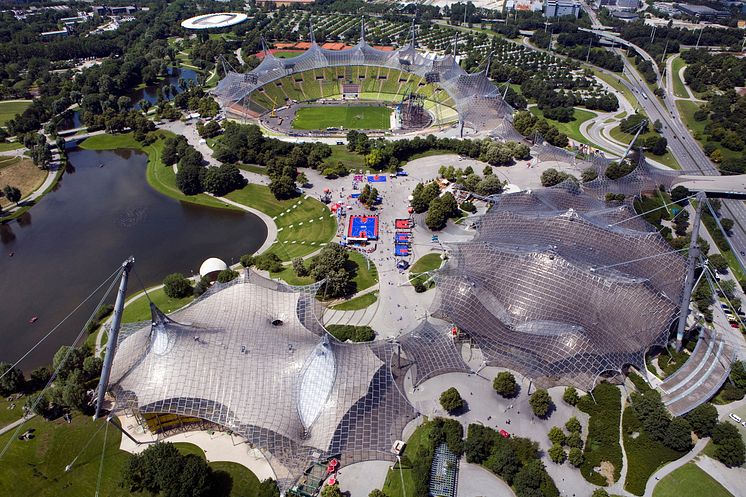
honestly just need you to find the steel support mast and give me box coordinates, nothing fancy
[676,192,705,349]
[94,257,134,419]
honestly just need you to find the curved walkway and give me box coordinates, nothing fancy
[116,413,275,481]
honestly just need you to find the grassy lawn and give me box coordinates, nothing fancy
[0,157,46,209]
[608,126,681,170]
[292,105,392,130]
[671,56,688,98]
[623,407,685,495]
[122,286,195,323]
[0,415,133,497]
[529,107,598,146]
[210,461,263,497]
[270,264,314,286]
[382,421,432,497]
[226,184,337,260]
[0,393,26,428]
[348,251,378,292]
[80,132,238,211]
[331,291,378,310]
[325,145,365,171]
[173,442,206,459]
[0,141,22,152]
[0,100,32,126]
[409,253,443,290]
[652,462,733,497]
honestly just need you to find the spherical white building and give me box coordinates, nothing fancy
[181,12,248,30]
[199,257,229,280]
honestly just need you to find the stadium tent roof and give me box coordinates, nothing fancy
[108,273,417,488]
[199,257,229,277]
[212,22,521,138]
[431,184,686,390]
[181,12,248,30]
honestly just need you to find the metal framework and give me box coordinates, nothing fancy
[108,272,417,488]
[431,184,687,390]
[211,20,515,135]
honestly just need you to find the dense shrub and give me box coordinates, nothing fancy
[578,383,623,486]
[439,387,465,414]
[216,269,239,283]
[162,273,193,299]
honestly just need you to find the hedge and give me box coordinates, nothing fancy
[577,383,623,486]
[622,406,684,495]
[326,324,376,342]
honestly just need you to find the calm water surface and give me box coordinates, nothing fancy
[0,147,267,370]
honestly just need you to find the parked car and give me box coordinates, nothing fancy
[499,429,510,438]
[730,413,742,423]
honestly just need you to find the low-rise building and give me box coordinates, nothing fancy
[674,3,730,19]
[544,0,581,17]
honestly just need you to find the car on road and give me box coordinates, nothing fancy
[499,429,510,438]
[730,413,743,423]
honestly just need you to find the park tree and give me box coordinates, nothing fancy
[566,431,583,449]
[268,175,297,200]
[475,175,504,196]
[292,257,309,277]
[175,162,205,195]
[163,273,193,299]
[484,444,520,484]
[708,253,729,274]
[296,172,309,187]
[369,490,387,497]
[52,345,87,381]
[83,356,103,381]
[712,422,746,467]
[321,484,343,497]
[439,387,465,414]
[670,185,690,204]
[203,164,247,196]
[529,389,553,417]
[563,386,580,406]
[548,426,566,446]
[425,192,459,231]
[3,185,21,205]
[255,253,283,273]
[581,168,598,183]
[493,371,518,398]
[664,417,692,452]
[540,168,574,187]
[121,442,213,497]
[216,269,239,283]
[548,444,566,464]
[565,416,582,435]
[410,182,440,213]
[62,371,87,411]
[592,489,610,497]
[0,362,24,395]
[568,447,584,467]
[240,254,255,268]
[29,366,51,390]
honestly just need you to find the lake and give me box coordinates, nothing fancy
[129,67,199,109]
[0,147,267,370]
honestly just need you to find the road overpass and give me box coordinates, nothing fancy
[673,175,746,196]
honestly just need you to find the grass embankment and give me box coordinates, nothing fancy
[331,291,378,310]
[325,145,366,170]
[79,131,237,211]
[292,105,392,131]
[409,253,443,289]
[0,394,26,428]
[608,126,681,170]
[382,421,432,497]
[173,443,263,497]
[226,184,337,260]
[529,107,598,147]
[0,157,46,209]
[592,70,640,110]
[578,383,623,486]
[652,462,733,497]
[0,415,132,497]
[671,56,688,99]
[676,100,741,164]
[622,407,685,495]
[122,286,195,323]
[271,250,378,294]
[0,99,32,126]
[0,141,23,152]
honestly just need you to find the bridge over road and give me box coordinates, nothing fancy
[673,174,746,196]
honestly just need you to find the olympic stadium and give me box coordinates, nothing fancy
[180,12,248,30]
[211,22,519,137]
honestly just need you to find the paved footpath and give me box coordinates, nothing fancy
[0,413,35,436]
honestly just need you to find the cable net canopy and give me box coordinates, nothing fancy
[432,187,686,390]
[108,273,416,486]
[212,36,514,132]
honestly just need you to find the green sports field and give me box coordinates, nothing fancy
[292,105,392,130]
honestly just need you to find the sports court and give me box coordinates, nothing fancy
[347,215,379,241]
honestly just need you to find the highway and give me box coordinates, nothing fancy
[579,1,746,268]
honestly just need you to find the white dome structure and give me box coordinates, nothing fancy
[199,257,229,279]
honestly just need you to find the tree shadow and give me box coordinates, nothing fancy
[210,470,233,497]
